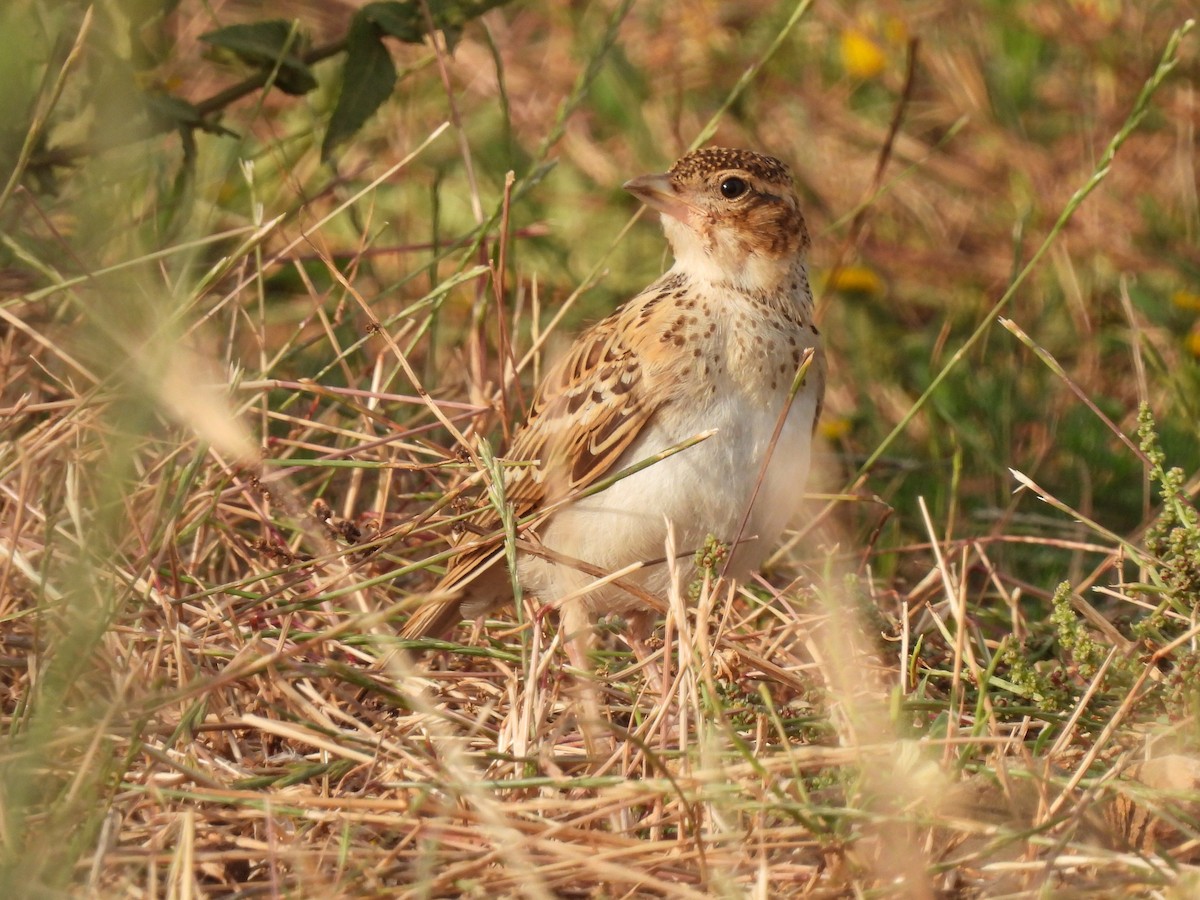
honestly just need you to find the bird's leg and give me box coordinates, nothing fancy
[623,609,665,692]
[560,603,611,759]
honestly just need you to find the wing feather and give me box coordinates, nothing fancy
[401,278,680,639]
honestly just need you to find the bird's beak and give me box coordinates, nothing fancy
[623,173,694,223]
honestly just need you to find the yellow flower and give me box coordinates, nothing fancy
[826,265,885,298]
[1186,328,1200,358]
[1171,291,1200,313]
[840,27,887,80]
[820,416,852,441]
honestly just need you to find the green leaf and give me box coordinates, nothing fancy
[200,20,303,61]
[362,0,517,45]
[143,93,200,128]
[320,0,515,159]
[433,0,518,30]
[199,20,317,96]
[144,93,238,138]
[321,17,397,161]
[361,2,424,42]
[271,63,319,96]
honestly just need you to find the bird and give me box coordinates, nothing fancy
[401,147,825,671]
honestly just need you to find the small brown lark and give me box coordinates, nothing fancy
[402,147,825,669]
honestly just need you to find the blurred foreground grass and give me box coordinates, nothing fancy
[2,0,1199,895]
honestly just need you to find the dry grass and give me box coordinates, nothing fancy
[3,0,1200,896]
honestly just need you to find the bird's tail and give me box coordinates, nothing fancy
[399,595,466,641]
[400,546,508,641]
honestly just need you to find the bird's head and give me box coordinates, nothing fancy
[624,147,809,295]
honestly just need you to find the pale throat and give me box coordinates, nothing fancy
[660,213,809,303]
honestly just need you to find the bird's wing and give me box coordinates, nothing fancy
[509,312,659,505]
[401,278,685,639]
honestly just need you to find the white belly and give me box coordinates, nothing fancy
[518,380,818,613]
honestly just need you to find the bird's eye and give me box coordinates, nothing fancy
[719,176,748,199]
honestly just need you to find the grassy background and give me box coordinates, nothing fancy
[2,0,1199,895]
